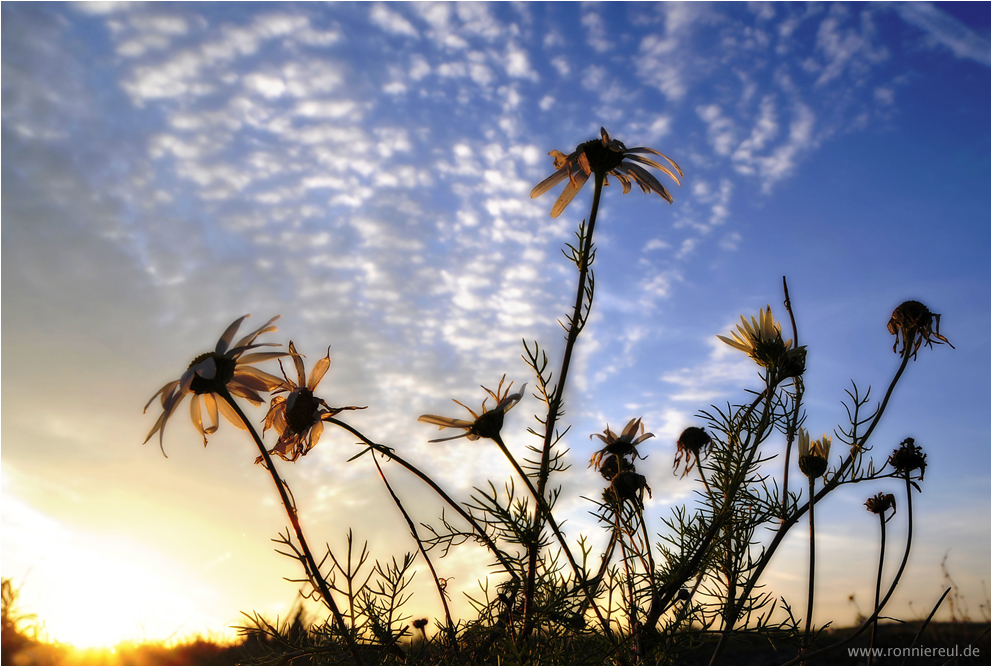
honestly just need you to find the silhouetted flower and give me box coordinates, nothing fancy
[598,453,635,481]
[887,300,953,359]
[797,429,831,478]
[603,470,653,509]
[888,437,927,480]
[718,306,805,375]
[143,315,287,453]
[531,127,682,217]
[257,341,366,464]
[674,426,712,478]
[589,418,654,472]
[418,376,526,442]
[865,492,896,516]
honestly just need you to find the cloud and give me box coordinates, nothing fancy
[370,3,419,38]
[892,2,991,67]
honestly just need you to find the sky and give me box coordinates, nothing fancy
[2,0,989,649]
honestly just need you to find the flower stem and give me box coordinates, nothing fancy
[803,475,817,652]
[219,389,362,663]
[783,471,916,665]
[326,416,521,583]
[524,171,606,637]
[493,432,614,643]
[371,454,457,649]
[868,508,886,666]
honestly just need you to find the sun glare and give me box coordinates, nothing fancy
[3,487,233,650]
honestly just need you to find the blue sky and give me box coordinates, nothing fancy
[2,1,989,647]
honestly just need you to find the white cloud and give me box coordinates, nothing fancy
[696,104,736,156]
[581,9,612,53]
[370,3,419,38]
[892,2,991,67]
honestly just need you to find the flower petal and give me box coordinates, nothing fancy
[308,348,331,391]
[418,414,474,430]
[550,169,590,218]
[530,168,568,199]
[216,315,250,355]
[217,396,248,430]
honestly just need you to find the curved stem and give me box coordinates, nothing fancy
[723,348,916,638]
[326,417,521,583]
[493,433,614,642]
[524,171,605,638]
[868,510,886,666]
[218,389,362,663]
[803,476,817,648]
[784,472,916,665]
[371,455,457,648]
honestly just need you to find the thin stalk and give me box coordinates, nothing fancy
[803,475,817,652]
[493,432,614,642]
[721,346,915,644]
[219,389,362,664]
[781,276,801,511]
[867,508,887,666]
[326,417,521,583]
[371,455,457,649]
[784,471,917,665]
[523,172,605,639]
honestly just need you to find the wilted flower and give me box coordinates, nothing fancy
[143,315,287,453]
[674,426,712,478]
[530,127,682,218]
[797,429,831,478]
[589,418,654,472]
[887,300,953,359]
[418,376,527,442]
[865,492,896,516]
[603,470,653,509]
[597,453,635,481]
[257,341,366,464]
[888,437,927,480]
[718,306,805,376]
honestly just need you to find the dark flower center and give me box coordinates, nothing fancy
[470,409,505,440]
[286,388,321,434]
[187,352,237,394]
[579,138,625,175]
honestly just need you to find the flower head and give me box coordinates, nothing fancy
[887,300,953,359]
[797,429,831,478]
[530,127,682,218]
[418,376,526,443]
[143,315,288,454]
[865,492,896,517]
[589,418,654,473]
[603,470,653,509]
[718,306,805,376]
[674,426,712,478]
[257,341,366,464]
[888,437,927,480]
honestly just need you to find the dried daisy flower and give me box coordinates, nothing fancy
[418,376,527,443]
[143,315,288,453]
[603,470,653,509]
[589,418,654,473]
[718,305,805,375]
[797,429,831,479]
[865,492,896,516]
[674,426,712,478]
[888,437,927,480]
[257,341,366,464]
[530,127,682,217]
[887,300,953,359]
